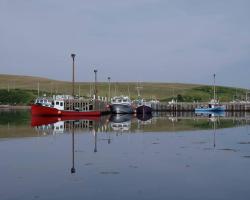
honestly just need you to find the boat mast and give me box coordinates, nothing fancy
[94,69,98,99]
[71,53,76,97]
[213,73,216,100]
[136,82,143,97]
[108,77,111,101]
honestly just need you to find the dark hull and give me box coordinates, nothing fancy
[136,105,152,114]
[136,113,152,121]
[110,104,134,114]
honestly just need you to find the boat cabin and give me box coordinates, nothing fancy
[35,97,53,107]
[53,100,64,110]
[111,96,131,105]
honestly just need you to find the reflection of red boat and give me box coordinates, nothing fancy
[31,115,100,126]
[31,104,101,117]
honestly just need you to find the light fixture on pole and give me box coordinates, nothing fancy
[71,53,76,97]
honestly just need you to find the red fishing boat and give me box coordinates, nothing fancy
[31,97,102,117]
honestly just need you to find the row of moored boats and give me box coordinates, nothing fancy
[31,95,155,116]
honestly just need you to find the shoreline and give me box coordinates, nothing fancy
[0,105,31,110]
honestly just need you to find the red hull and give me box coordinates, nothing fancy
[31,104,101,117]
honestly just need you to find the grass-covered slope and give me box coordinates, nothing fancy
[0,74,248,105]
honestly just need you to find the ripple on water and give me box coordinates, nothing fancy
[238,141,250,145]
[218,148,238,152]
[242,155,250,159]
[99,171,120,175]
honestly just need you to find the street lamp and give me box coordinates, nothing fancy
[71,54,76,97]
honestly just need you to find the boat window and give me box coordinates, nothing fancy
[44,100,48,103]
[60,102,63,107]
[118,99,121,103]
[56,101,59,105]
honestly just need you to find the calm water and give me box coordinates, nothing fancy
[1,110,250,200]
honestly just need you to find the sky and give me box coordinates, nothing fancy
[0,0,250,88]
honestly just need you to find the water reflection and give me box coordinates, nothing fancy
[109,114,133,133]
[1,110,250,200]
[29,112,250,137]
[195,110,225,117]
[1,110,250,138]
[71,121,76,174]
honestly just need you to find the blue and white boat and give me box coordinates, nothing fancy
[195,74,225,113]
[195,99,225,112]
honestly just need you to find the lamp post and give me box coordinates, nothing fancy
[94,69,98,99]
[108,77,111,102]
[71,54,76,97]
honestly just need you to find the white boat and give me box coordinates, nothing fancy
[110,96,135,114]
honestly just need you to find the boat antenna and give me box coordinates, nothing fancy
[71,53,76,97]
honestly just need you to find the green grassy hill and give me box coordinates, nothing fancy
[0,74,248,105]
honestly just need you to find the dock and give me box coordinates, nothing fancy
[151,102,250,112]
[63,98,109,114]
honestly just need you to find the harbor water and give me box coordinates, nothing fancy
[1,110,250,200]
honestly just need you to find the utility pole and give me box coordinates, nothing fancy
[71,53,76,97]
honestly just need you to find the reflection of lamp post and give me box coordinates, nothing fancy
[71,121,76,174]
[108,77,111,102]
[71,54,76,97]
[93,129,97,153]
[94,69,98,99]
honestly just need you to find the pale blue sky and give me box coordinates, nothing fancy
[0,0,249,87]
